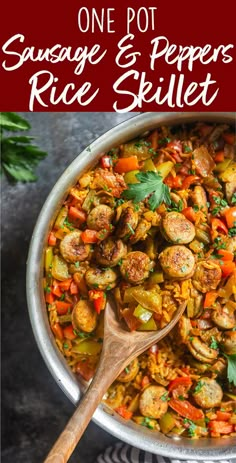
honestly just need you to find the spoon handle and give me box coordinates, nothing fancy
[43,349,124,463]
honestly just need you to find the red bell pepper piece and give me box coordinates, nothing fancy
[220,260,236,277]
[55,300,72,315]
[169,398,204,420]
[68,206,87,224]
[63,324,77,340]
[224,207,236,229]
[214,151,225,163]
[70,280,79,295]
[48,231,57,246]
[114,156,139,174]
[100,155,112,169]
[75,360,95,381]
[115,405,133,420]
[182,207,197,223]
[208,420,233,434]
[58,278,72,291]
[81,229,99,243]
[181,175,200,190]
[168,376,192,392]
[51,323,64,340]
[216,411,231,421]
[164,174,183,189]
[88,290,106,314]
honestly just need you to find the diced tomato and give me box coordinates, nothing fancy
[169,399,204,420]
[45,291,55,304]
[100,155,112,169]
[168,376,192,393]
[48,231,57,246]
[70,280,79,295]
[75,360,95,381]
[141,375,150,388]
[222,132,235,145]
[211,217,228,240]
[115,405,133,420]
[58,278,72,291]
[224,207,236,229]
[55,300,72,315]
[164,174,183,189]
[214,151,225,163]
[88,290,106,314]
[63,324,77,340]
[216,411,231,421]
[203,291,218,308]
[220,260,236,278]
[81,229,99,243]
[182,207,197,223]
[114,156,139,174]
[68,206,87,224]
[216,249,234,261]
[181,175,200,190]
[52,280,63,298]
[208,420,233,434]
[51,323,64,340]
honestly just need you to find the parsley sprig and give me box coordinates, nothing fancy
[1,112,47,182]
[225,354,236,386]
[122,171,171,211]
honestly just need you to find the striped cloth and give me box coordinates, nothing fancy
[96,442,235,463]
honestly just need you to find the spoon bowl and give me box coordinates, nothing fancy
[44,299,186,463]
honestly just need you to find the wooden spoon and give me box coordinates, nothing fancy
[44,299,186,463]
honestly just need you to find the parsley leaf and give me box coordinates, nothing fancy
[225,354,236,386]
[122,171,171,211]
[1,112,47,182]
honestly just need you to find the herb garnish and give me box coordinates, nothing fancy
[210,336,219,350]
[1,112,47,182]
[122,171,171,211]
[194,380,204,394]
[224,354,236,386]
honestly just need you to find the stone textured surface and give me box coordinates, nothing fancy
[1,112,138,463]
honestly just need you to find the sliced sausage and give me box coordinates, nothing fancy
[161,212,195,244]
[193,377,223,409]
[117,359,140,383]
[187,336,218,364]
[139,385,168,419]
[87,205,114,231]
[85,266,119,290]
[129,219,152,244]
[211,307,236,330]
[60,231,91,263]
[94,237,127,267]
[159,245,195,279]
[72,299,97,333]
[192,260,222,293]
[116,207,139,240]
[120,251,151,284]
[221,331,236,355]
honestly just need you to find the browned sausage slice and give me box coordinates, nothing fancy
[193,377,223,409]
[94,237,127,267]
[161,212,195,244]
[139,385,168,418]
[192,260,222,293]
[159,245,195,279]
[60,231,91,263]
[120,251,151,284]
[87,205,114,231]
[72,299,97,333]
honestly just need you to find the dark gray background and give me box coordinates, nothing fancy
[1,112,138,463]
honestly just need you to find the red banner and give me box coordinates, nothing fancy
[1,0,235,111]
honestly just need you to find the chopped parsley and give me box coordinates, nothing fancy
[231,193,236,205]
[74,261,80,268]
[213,237,226,250]
[211,196,228,216]
[183,418,197,437]
[63,217,74,231]
[45,285,51,293]
[228,227,236,237]
[160,392,169,401]
[210,336,219,350]
[125,366,130,374]
[184,146,192,153]
[194,380,204,394]
[127,223,135,235]
[141,417,155,429]
[167,199,183,212]
[122,171,171,211]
